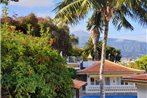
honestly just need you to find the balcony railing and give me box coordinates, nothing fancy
[86,85,137,93]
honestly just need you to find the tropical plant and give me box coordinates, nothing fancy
[87,10,103,60]
[83,38,121,62]
[127,55,147,72]
[54,0,147,97]
[1,14,73,56]
[0,0,18,5]
[68,67,77,79]
[1,24,73,98]
[70,34,79,48]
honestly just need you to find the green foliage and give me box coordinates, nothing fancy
[127,62,139,69]
[68,68,77,79]
[70,34,79,48]
[68,48,83,56]
[136,55,147,72]
[55,0,147,27]
[1,0,19,5]
[1,14,72,56]
[1,25,73,98]
[83,38,121,61]
[127,55,147,72]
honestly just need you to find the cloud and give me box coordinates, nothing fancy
[10,0,54,7]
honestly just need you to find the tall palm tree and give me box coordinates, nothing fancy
[87,10,103,60]
[54,0,147,98]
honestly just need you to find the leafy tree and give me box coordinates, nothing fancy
[136,55,147,72]
[54,0,147,97]
[70,34,79,48]
[0,0,18,5]
[68,68,77,79]
[128,55,147,72]
[68,48,83,57]
[1,14,73,56]
[87,10,103,60]
[1,24,73,98]
[83,38,121,62]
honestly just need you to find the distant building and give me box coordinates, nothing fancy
[73,80,87,98]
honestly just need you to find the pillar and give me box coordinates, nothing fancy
[76,89,79,98]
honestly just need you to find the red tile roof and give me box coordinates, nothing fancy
[73,80,87,89]
[79,60,144,75]
[123,74,147,81]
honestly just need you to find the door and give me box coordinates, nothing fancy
[110,78,117,85]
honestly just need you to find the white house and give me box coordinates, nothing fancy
[78,60,144,93]
[123,74,147,98]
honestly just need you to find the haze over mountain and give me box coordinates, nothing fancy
[71,31,147,58]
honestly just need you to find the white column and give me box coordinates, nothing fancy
[103,77,105,85]
[137,84,147,98]
[87,75,91,85]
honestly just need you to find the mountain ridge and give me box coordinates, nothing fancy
[71,31,147,58]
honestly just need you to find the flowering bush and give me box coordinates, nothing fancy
[1,25,73,98]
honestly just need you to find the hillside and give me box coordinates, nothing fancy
[71,31,147,58]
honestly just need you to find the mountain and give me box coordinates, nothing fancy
[71,31,147,58]
[107,39,147,58]
[71,31,90,47]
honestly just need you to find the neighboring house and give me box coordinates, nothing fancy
[123,74,147,98]
[78,60,144,93]
[73,80,87,98]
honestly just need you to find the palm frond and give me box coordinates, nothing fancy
[125,0,147,26]
[87,10,104,32]
[112,8,134,30]
[53,0,74,12]
[55,0,91,24]
[115,0,127,9]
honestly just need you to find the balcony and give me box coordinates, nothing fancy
[85,85,137,93]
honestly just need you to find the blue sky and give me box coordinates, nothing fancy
[1,0,147,42]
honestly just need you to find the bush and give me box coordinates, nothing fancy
[1,25,73,98]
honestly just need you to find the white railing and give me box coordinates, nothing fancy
[86,85,137,93]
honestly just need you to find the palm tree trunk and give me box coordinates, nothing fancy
[99,20,109,98]
[91,28,100,61]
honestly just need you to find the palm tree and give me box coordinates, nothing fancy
[87,10,103,60]
[54,0,147,98]
[70,34,79,48]
[83,38,121,62]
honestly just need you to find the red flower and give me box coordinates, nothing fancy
[24,41,28,45]
[26,35,31,38]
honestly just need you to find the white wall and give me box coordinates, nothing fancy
[137,84,147,98]
[110,78,118,85]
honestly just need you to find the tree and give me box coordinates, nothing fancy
[54,0,147,98]
[1,14,73,56]
[70,34,79,48]
[128,55,147,72]
[136,55,147,72]
[0,0,19,5]
[1,24,73,98]
[87,10,103,60]
[83,38,121,62]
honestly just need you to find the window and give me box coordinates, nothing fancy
[95,79,100,85]
[121,80,124,85]
[90,78,94,85]
[105,77,110,85]
[125,82,128,85]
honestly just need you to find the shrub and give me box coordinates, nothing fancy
[1,25,73,98]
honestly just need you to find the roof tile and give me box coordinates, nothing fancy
[79,60,144,75]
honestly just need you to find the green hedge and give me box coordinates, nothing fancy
[1,25,73,98]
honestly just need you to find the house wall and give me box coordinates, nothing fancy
[137,84,147,98]
[88,76,122,85]
[87,76,135,85]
